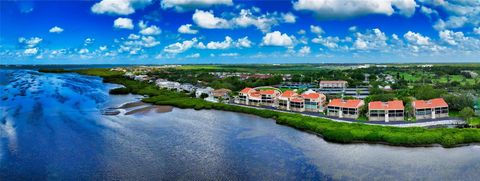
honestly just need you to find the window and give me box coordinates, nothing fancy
[441,107,448,114]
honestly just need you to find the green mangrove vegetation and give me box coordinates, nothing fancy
[39,68,480,148]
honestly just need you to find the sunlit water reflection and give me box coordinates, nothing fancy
[1,69,479,180]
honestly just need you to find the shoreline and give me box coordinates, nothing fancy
[39,68,480,148]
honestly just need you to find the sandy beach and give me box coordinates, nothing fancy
[125,105,173,115]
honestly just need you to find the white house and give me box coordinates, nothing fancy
[195,87,214,98]
[179,83,195,92]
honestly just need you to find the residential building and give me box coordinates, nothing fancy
[319,80,348,89]
[278,82,315,89]
[237,88,280,107]
[212,88,232,102]
[259,89,281,107]
[368,100,404,122]
[277,90,326,112]
[238,87,256,105]
[314,86,369,99]
[155,79,181,90]
[125,72,135,79]
[178,83,195,93]
[134,75,149,81]
[278,90,298,111]
[327,99,364,119]
[195,87,214,98]
[412,98,449,120]
[302,91,326,112]
[289,97,305,112]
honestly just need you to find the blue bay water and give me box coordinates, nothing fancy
[0,69,480,180]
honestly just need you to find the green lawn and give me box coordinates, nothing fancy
[468,117,480,126]
[395,71,478,86]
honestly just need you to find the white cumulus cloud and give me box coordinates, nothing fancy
[178,24,198,34]
[24,48,38,55]
[192,10,231,29]
[282,12,297,23]
[114,18,134,29]
[49,26,64,33]
[310,25,324,35]
[91,0,152,15]
[164,38,198,54]
[219,53,239,57]
[161,0,233,12]
[139,25,161,35]
[18,37,42,48]
[192,8,295,33]
[262,31,295,47]
[353,28,388,50]
[293,0,417,19]
[298,46,311,55]
[186,53,200,58]
[474,27,480,35]
[404,31,430,45]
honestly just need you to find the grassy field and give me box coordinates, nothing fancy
[390,71,479,86]
[39,68,480,148]
[469,117,480,127]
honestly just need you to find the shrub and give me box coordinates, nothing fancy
[109,87,130,94]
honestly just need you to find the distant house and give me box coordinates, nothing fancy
[125,72,135,79]
[134,75,149,81]
[195,87,214,98]
[179,83,195,93]
[212,88,232,102]
[155,79,181,90]
[368,100,404,122]
[379,85,392,91]
[327,99,364,119]
[412,98,449,120]
[319,80,348,89]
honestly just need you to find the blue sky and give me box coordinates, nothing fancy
[1,0,479,64]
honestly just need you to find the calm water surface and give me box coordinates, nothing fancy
[1,69,480,180]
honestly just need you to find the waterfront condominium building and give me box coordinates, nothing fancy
[277,90,326,112]
[259,89,281,107]
[319,80,348,89]
[412,98,449,120]
[368,100,405,122]
[301,91,327,112]
[327,99,365,119]
[278,90,298,111]
[238,87,255,105]
[238,88,280,107]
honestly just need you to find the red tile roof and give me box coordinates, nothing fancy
[259,89,277,95]
[302,92,324,99]
[290,97,304,102]
[369,100,404,110]
[281,90,297,98]
[213,89,232,97]
[249,92,261,98]
[240,87,253,94]
[328,99,364,108]
[413,98,448,109]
